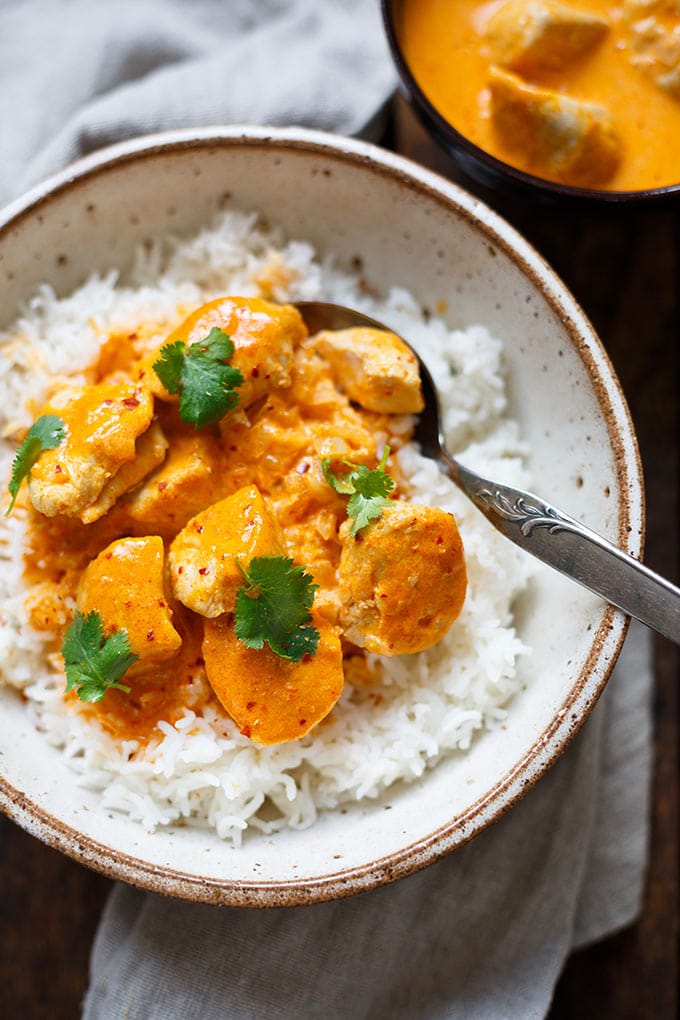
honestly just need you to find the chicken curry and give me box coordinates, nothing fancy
[398,0,680,190]
[11,297,467,746]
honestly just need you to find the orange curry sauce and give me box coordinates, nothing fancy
[20,301,415,746]
[398,0,680,190]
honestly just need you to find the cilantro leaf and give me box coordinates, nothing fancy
[234,556,320,662]
[321,458,355,495]
[152,327,244,429]
[322,446,394,536]
[152,339,185,394]
[62,610,138,703]
[6,414,66,516]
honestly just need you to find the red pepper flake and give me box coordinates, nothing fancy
[246,701,256,711]
[436,536,443,545]
[146,629,155,642]
[103,399,114,407]
[193,523,204,534]
[240,724,252,738]
[302,653,312,664]
[105,552,113,559]
[299,719,307,727]
[198,567,209,576]
[296,461,309,475]
[124,600,132,608]
[177,566,184,574]
[157,599,165,608]
[122,395,140,409]
[250,367,260,378]
[54,464,62,473]
[157,481,168,492]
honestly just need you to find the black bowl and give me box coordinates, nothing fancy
[382,0,680,209]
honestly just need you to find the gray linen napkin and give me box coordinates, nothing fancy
[0,2,653,1017]
[82,625,652,1020]
[0,0,395,204]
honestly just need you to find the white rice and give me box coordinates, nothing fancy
[0,210,533,844]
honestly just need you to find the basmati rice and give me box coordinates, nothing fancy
[0,211,533,845]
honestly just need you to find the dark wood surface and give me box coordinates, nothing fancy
[1,102,678,1018]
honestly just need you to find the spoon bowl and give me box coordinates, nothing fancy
[297,301,680,644]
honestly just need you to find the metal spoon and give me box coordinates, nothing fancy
[297,301,680,645]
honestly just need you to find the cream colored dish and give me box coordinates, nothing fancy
[0,127,642,906]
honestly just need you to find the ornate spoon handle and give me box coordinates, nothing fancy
[444,456,680,644]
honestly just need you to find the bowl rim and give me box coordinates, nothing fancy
[0,125,643,906]
[381,0,680,204]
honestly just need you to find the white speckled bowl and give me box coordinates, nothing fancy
[0,127,642,906]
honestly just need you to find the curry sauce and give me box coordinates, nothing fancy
[18,297,468,746]
[399,0,680,190]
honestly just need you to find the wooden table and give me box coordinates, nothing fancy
[1,102,678,1017]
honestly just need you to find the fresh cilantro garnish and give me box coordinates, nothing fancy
[322,446,394,537]
[5,414,66,516]
[62,610,138,703]
[234,556,320,662]
[152,327,244,429]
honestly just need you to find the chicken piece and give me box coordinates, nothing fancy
[28,383,154,519]
[77,536,182,671]
[307,327,424,414]
[622,0,680,98]
[338,502,467,655]
[168,485,283,618]
[488,66,622,187]
[80,421,168,525]
[122,431,222,533]
[484,0,609,76]
[202,613,344,744]
[135,296,306,410]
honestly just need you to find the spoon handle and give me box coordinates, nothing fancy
[443,455,680,644]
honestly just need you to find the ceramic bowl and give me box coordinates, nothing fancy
[0,127,642,905]
[382,0,680,208]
